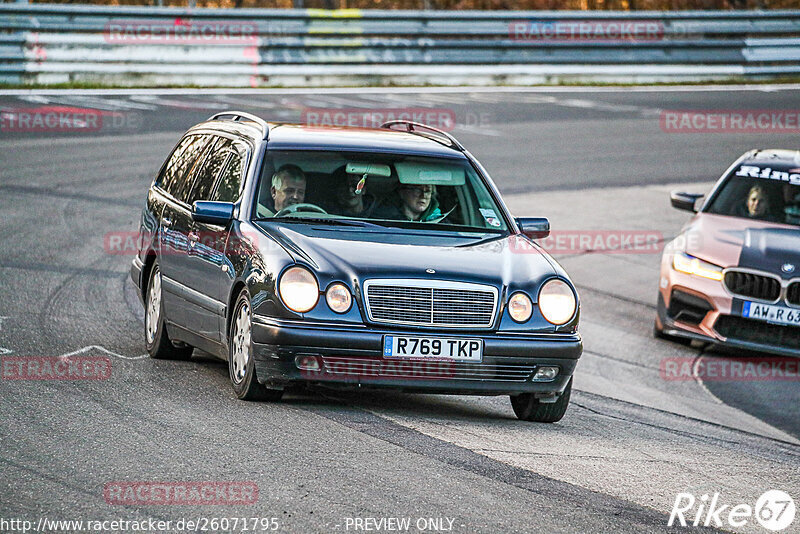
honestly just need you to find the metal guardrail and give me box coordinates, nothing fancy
[0,4,799,86]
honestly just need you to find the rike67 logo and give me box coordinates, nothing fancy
[669,490,795,531]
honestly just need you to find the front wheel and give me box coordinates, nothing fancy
[229,290,283,402]
[145,262,193,360]
[510,378,572,423]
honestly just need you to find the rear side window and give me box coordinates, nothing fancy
[187,137,233,205]
[157,134,212,203]
[211,141,247,203]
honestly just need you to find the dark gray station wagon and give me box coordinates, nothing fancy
[131,112,582,422]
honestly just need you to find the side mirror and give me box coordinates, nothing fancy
[670,192,704,213]
[516,217,550,239]
[192,201,234,226]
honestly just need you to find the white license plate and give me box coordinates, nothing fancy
[383,336,483,362]
[742,301,800,326]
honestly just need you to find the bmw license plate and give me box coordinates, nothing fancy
[742,301,800,327]
[383,336,483,362]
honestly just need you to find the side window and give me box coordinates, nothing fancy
[211,142,247,203]
[157,135,211,202]
[172,134,216,205]
[187,137,233,205]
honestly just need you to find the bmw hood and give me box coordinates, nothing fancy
[682,213,800,279]
[256,222,563,295]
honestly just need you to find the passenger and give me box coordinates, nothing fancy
[328,166,376,217]
[783,184,800,225]
[271,164,306,212]
[373,183,442,222]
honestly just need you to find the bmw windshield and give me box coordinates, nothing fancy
[706,164,800,227]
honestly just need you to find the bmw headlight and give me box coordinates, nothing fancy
[325,283,352,313]
[508,292,533,323]
[538,279,577,325]
[672,252,723,281]
[278,266,319,313]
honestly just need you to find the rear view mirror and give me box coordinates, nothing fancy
[346,162,391,177]
[670,192,704,213]
[516,217,550,239]
[192,201,234,226]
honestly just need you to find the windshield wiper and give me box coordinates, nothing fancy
[267,217,385,229]
[366,219,505,234]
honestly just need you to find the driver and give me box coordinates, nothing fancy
[271,164,306,212]
[734,185,775,221]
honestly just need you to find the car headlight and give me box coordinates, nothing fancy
[325,283,352,313]
[278,266,319,313]
[508,292,533,323]
[672,252,723,281]
[538,279,577,325]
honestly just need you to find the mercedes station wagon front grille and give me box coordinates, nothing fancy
[319,356,535,382]
[364,280,498,328]
[723,270,781,302]
[787,282,800,306]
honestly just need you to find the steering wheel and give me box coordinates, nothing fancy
[274,203,328,217]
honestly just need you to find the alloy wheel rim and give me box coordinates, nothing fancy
[231,301,251,384]
[145,270,161,345]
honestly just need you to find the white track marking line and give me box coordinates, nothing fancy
[16,95,50,104]
[126,95,221,110]
[54,95,157,111]
[0,316,11,355]
[692,352,724,405]
[451,124,502,136]
[58,345,148,361]
[209,95,278,109]
[516,93,661,116]
[3,84,800,97]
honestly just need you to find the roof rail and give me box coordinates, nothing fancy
[380,120,464,152]
[208,111,270,140]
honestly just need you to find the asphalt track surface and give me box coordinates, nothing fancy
[0,86,799,534]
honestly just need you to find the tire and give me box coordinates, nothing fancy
[145,262,193,360]
[228,290,283,402]
[510,378,572,423]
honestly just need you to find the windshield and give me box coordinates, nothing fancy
[705,164,800,227]
[252,150,508,232]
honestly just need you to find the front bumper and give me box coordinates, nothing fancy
[251,316,582,395]
[657,292,800,358]
[130,256,144,303]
